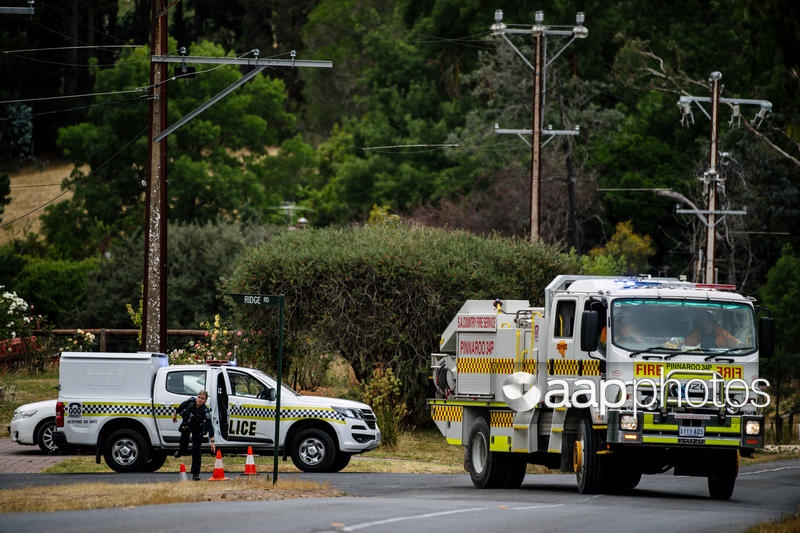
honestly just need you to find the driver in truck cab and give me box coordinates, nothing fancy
[685,311,741,349]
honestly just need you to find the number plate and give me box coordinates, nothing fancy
[679,426,705,437]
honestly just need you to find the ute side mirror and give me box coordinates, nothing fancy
[259,387,277,401]
[580,310,599,352]
[758,316,775,358]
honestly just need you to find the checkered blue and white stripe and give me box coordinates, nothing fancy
[229,404,347,423]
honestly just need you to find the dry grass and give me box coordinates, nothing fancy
[0,477,341,513]
[1,160,76,244]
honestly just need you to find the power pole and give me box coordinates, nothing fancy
[676,71,771,284]
[490,10,587,242]
[142,0,168,353]
[140,12,332,353]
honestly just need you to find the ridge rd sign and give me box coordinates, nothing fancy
[228,293,283,307]
[227,292,285,484]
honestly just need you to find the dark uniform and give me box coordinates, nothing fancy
[175,396,215,480]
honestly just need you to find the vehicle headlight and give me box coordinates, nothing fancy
[12,409,38,421]
[745,419,761,435]
[332,406,363,419]
[620,414,638,431]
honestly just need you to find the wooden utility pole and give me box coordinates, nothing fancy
[676,72,770,283]
[140,9,331,352]
[530,24,544,242]
[705,72,721,284]
[490,10,587,242]
[141,0,168,352]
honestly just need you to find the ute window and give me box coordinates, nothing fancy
[554,300,577,338]
[165,371,207,396]
[228,371,269,399]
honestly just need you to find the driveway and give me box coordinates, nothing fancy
[0,437,68,473]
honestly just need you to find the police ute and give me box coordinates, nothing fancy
[53,352,381,473]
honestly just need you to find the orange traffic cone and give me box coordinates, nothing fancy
[241,446,258,476]
[209,449,230,481]
[179,463,188,482]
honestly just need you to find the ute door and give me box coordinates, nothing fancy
[222,368,276,449]
[157,369,209,444]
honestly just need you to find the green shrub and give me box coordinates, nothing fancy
[357,367,407,449]
[224,223,580,424]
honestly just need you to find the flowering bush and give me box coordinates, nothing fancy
[169,315,257,365]
[59,329,97,352]
[0,286,34,342]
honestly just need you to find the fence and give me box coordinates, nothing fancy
[42,329,207,352]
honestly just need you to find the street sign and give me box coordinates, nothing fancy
[227,292,285,484]
[228,293,283,307]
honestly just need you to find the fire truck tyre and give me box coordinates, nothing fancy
[329,452,352,473]
[141,450,168,472]
[612,467,642,493]
[291,428,336,472]
[707,450,738,500]
[36,418,59,454]
[502,454,528,489]
[574,417,605,494]
[104,429,150,473]
[466,418,508,488]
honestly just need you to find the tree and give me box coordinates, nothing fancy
[586,220,655,275]
[758,245,800,442]
[43,39,303,259]
[69,221,269,332]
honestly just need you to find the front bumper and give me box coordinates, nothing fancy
[606,411,764,448]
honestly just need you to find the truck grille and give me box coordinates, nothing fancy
[361,409,377,429]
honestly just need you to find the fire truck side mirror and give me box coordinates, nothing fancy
[758,316,775,358]
[580,310,599,352]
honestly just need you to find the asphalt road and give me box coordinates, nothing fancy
[2,457,799,533]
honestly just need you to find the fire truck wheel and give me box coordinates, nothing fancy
[104,429,150,473]
[291,428,336,472]
[708,450,738,500]
[502,454,528,489]
[466,418,508,488]
[574,417,606,494]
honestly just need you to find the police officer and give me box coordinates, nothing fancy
[173,390,216,480]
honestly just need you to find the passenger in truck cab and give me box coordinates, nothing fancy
[685,311,741,349]
[613,307,645,345]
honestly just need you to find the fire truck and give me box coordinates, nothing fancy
[429,275,774,499]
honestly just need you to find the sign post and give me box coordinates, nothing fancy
[228,293,285,484]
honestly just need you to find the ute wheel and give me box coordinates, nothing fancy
[141,451,168,472]
[291,428,336,472]
[574,417,606,494]
[104,429,149,473]
[36,418,60,454]
[329,452,352,473]
[465,418,509,488]
[708,450,739,500]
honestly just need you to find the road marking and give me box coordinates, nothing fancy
[338,507,486,531]
[330,503,565,531]
[740,465,800,476]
